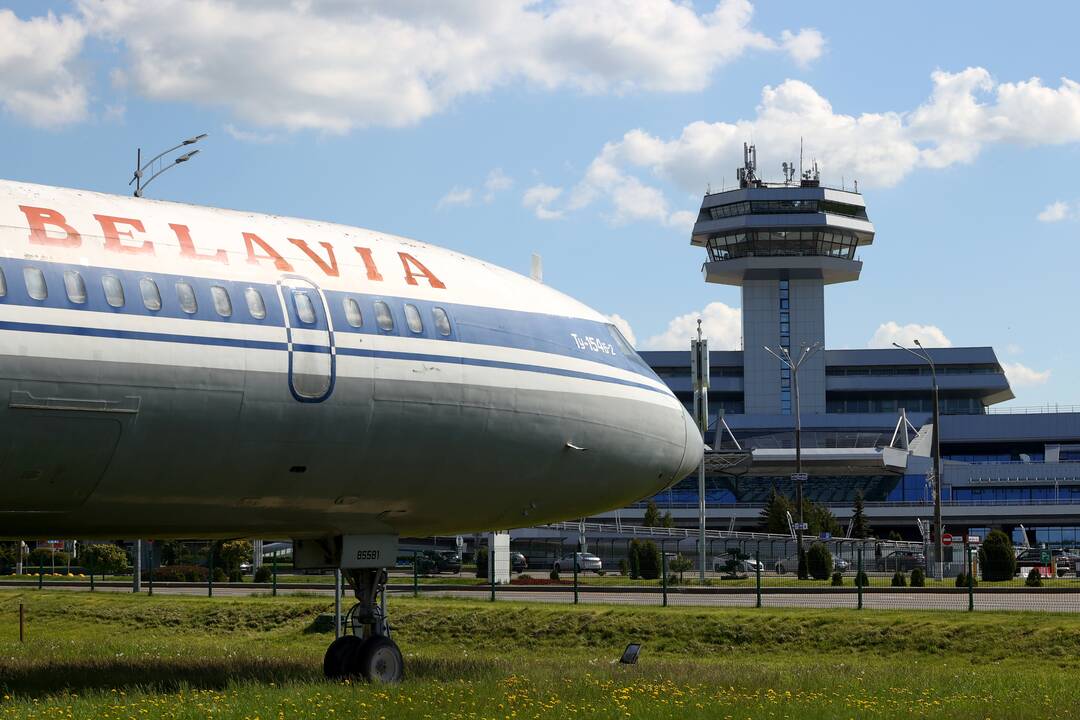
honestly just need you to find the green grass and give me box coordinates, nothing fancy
[0,590,1078,718]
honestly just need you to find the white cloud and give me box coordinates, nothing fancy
[74,0,821,133]
[606,314,637,347]
[1005,343,1023,356]
[868,322,953,349]
[0,10,88,127]
[642,302,742,350]
[437,187,474,209]
[522,183,565,220]
[483,168,513,202]
[1037,200,1071,222]
[224,123,277,144]
[548,68,1080,225]
[1002,361,1051,387]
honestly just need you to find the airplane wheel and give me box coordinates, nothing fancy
[323,635,364,680]
[357,636,404,683]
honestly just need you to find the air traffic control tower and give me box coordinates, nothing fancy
[691,145,875,416]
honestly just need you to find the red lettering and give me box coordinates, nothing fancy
[170,223,228,264]
[94,214,153,255]
[289,238,339,277]
[398,252,446,289]
[243,232,294,272]
[19,205,81,248]
[354,247,384,282]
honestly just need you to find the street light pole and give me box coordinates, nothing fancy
[763,342,821,580]
[893,340,943,580]
[130,133,208,198]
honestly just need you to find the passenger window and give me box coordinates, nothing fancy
[0,267,6,297]
[374,301,394,332]
[343,297,363,328]
[404,303,423,334]
[63,270,86,304]
[102,275,125,308]
[176,281,197,314]
[140,278,162,311]
[293,291,316,324]
[432,307,451,336]
[245,287,266,320]
[24,267,47,300]
[211,286,232,317]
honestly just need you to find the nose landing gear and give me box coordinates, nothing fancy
[322,567,404,683]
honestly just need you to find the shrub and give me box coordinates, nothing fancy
[955,571,978,588]
[1026,568,1043,587]
[215,540,252,582]
[145,564,208,582]
[27,548,70,569]
[637,541,661,580]
[831,571,843,586]
[549,567,559,581]
[669,554,693,581]
[628,541,641,580]
[81,543,129,576]
[855,570,868,588]
[618,559,628,576]
[978,530,1016,581]
[254,566,273,583]
[212,567,227,583]
[891,571,907,587]
[806,543,833,581]
[910,567,926,587]
[666,573,679,586]
[475,547,488,579]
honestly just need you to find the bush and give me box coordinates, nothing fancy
[618,559,628,576]
[855,570,868,588]
[145,564,208,582]
[910,567,926,587]
[806,543,833,581]
[475,547,488,579]
[955,571,978,588]
[628,541,641,580]
[978,530,1016,581]
[215,540,253,582]
[254,566,273,583]
[1026,568,1043,587]
[831,571,843,586]
[666,573,679,586]
[81,543,129,576]
[669,554,693,581]
[549,567,559,581]
[27,548,70,569]
[891,571,907,587]
[637,541,661,580]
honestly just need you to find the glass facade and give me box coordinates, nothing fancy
[706,229,859,262]
[702,199,868,222]
[779,280,791,415]
[826,394,985,415]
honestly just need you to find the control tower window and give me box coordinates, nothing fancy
[63,270,86,304]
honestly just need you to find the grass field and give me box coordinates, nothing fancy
[0,590,1078,718]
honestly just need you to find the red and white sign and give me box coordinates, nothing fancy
[941,533,953,546]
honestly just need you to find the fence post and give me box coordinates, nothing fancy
[37,560,43,590]
[208,554,214,598]
[18,603,24,643]
[271,555,277,597]
[755,555,762,608]
[857,547,863,610]
[148,558,153,596]
[967,542,975,612]
[573,544,580,605]
[413,550,419,598]
[661,550,668,607]
[90,570,95,592]
[489,546,495,603]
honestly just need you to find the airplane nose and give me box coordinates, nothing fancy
[675,407,704,482]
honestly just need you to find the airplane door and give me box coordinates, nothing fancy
[276,276,336,403]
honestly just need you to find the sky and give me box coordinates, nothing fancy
[0,0,1077,407]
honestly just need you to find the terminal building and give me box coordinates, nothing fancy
[606,146,1080,549]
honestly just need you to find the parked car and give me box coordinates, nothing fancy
[774,553,848,575]
[553,552,602,573]
[875,550,925,573]
[713,556,764,574]
[511,552,528,573]
[1015,548,1072,577]
[415,550,462,575]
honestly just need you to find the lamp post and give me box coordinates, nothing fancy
[893,340,943,580]
[763,341,821,580]
[130,133,208,198]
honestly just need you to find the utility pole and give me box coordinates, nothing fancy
[764,342,821,580]
[130,133,208,198]
[893,340,943,580]
[691,320,710,582]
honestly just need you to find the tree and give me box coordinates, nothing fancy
[0,542,16,571]
[637,540,661,580]
[851,490,872,539]
[978,530,1016,581]
[669,554,693,582]
[661,511,675,529]
[806,542,833,580]
[81,543,129,577]
[159,540,191,566]
[805,501,841,537]
[759,488,792,534]
[888,531,903,542]
[628,541,641,580]
[642,500,662,528]
[475,547,488,579]
[215,540,253,582]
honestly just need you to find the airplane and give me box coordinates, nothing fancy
[0,179,702,682]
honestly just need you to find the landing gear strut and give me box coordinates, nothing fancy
[323,568,404,683]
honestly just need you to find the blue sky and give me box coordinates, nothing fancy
[1,1,1077,406]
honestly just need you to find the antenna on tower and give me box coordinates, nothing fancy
[799,137,804,181]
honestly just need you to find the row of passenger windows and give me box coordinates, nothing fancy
[0,266,452,336]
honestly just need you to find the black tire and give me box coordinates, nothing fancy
[356,636,404,683]
[323,635,364,680]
